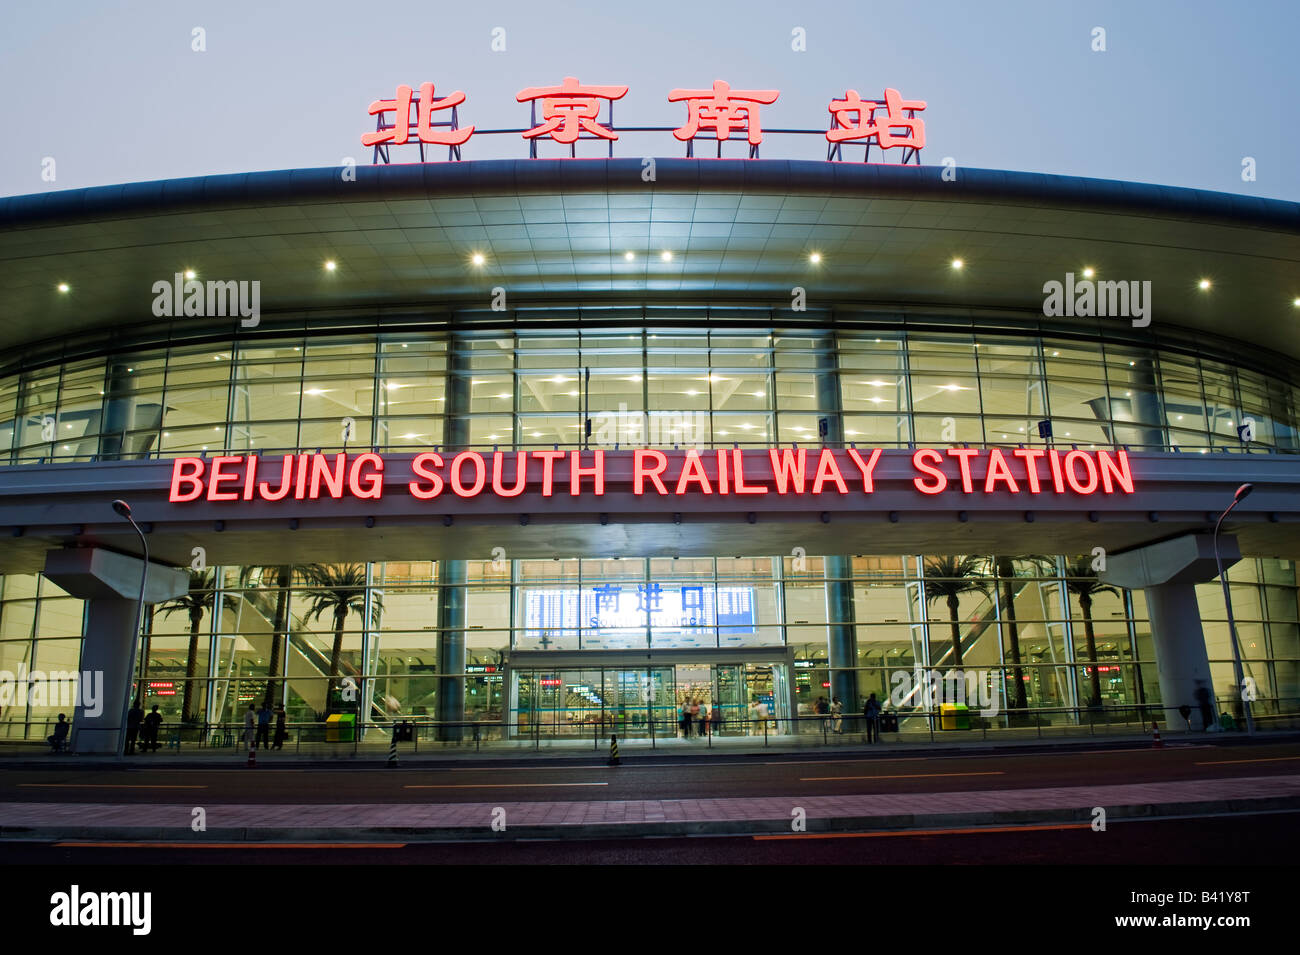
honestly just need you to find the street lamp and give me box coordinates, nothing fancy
[1213,483,1256,735]
[111,499,149,757]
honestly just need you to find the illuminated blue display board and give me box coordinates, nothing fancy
[523,585,757,649]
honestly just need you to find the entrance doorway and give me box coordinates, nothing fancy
[510,661,790,739]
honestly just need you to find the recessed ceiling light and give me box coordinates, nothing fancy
[1198,278,1211,290]
[951,258,964,270]
[1082,267,1095,279]
[624,251,635,261]
[56,283,69,293]
[324,260,337,272]
[471,253,485,266]
[1293,297,1300,308]
[184,269,196,280]
[809,252,822,264]
[661,251,673,262]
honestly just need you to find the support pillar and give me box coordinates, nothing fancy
[1100,533,1240,732]
[436,560,467,741]
[42,547,188,754]
[814,339,858,712]
[435,334,472,740]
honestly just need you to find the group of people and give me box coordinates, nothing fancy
[123,702,164,754]
[678,699,722,737]
[244,702,289,749]
[811,696,846,733]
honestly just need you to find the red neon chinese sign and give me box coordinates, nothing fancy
[168,448,1135,504]
[516,77,628,145]
[362,80,927,164]
[362,84,474,150]
[669,80,780,150]
[827,88,926,152]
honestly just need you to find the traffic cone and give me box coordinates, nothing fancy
[388,728,399,768]
[608,734,620,766]
[246,740,256,767]
[1151,720,1163,749]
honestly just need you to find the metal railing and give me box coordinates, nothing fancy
[4,697,1295,753]
[6,439,1294,467]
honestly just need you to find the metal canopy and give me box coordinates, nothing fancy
[1,160,1298,367]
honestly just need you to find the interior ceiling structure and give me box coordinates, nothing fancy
[2,159,1298,364]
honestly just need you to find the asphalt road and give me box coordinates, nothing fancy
[2,812,1294,864]
[1,740,1297,805]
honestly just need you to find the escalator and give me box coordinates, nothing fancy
[226,588,390,723]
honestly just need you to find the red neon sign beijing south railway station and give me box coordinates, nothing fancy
[168,448,1135,504]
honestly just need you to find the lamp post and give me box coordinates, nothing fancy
[111,499,149,757]
[1213,483,1256,736]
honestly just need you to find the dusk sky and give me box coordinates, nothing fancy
[2,0,1297,199]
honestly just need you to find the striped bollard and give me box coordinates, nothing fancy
[388,726,399,768]
[246,739,256,768]
[608,734,620,766]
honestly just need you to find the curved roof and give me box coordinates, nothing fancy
[2,159,1298,362]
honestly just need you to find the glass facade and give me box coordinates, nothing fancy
[2,314,1297,740]
[3,318,1298,463]
[1,553,1295,738]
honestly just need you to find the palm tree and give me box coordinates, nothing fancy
[240,565,294,708]
[299,563,383,711]
[991,555,1054,710]
[1064,556,1121,707]
[923,556,990,670]
[157,570,237,722]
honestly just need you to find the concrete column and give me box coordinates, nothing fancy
[1100,533,1240,732]
[75,598,138,753]
[814,339,858,712]
[1144,582,1214,730]
[42,547,188,754]
[435,335,472,739]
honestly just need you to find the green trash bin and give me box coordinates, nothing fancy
[325,713,356,742]
[940,703,970,730]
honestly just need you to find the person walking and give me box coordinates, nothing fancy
[689,699,702,739]
[863,692,881,744]
[272,704,288,750]
[710,699,723,737]
[755,696,771,735]
[679,699,692,739]
[748,697,762,736]
[243,703,257,750]
[697,700,709,738]
[142,704,163,752]
[256,701,272,749]
[831,696,844,734]
[125,699,144,755]
[814,695,829,732]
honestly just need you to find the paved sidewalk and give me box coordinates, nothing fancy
[2,774,1297,842]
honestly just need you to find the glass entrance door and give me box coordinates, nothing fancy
[510,662,789,738]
